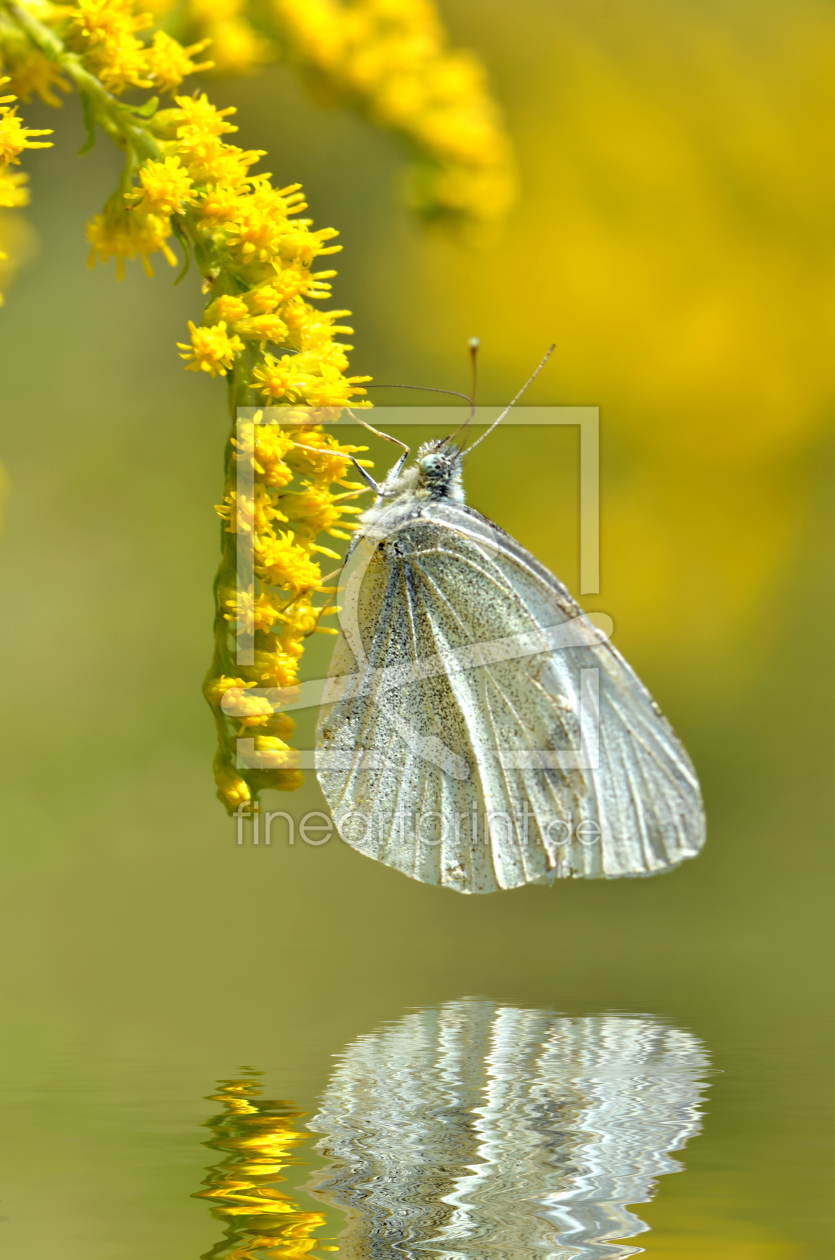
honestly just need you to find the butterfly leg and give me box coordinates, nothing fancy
[291,440,382,495]
[346,457,382,495]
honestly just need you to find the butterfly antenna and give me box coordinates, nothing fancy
[464,344,555,457]
[365,383,474,406]
[352,383,473,476]
[439,336,480,450]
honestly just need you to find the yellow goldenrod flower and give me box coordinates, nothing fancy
[179,133,266,188]
[246,734,300,770]
[213,762,252,809]
[250,353,296,401]
[144,29,213,90]
[126,155,196,217]
[0,2,375,808]
[86,202,177,278]
[68,0,155,90]
[269,0,516,230]
[285,428,370,485]
[204,293,249,324]
[222,587,283,635]
[251,431,296,488]
[205,673,258,705]
[253,529,322,595]
[156,92,239,140]
[226,686,275,734]
[216,483,285,535]
[178,319,245,375]
[259,265,316,305]
[283,482,362,539]
[0,87,52,165]
[252,637,301,689]
[142,0,514,229]
[252,352,370,405]
[222,183,310,263]
[241,282,282,313]
[0,167,29,207]
[194,182,243,231]
[0,46,70,108]
[234,311,289,348]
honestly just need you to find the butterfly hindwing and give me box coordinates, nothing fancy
[316,501,705,893]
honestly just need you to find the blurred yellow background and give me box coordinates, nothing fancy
[0,0,833,1256]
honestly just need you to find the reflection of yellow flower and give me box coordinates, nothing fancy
[194,1074,336,1257]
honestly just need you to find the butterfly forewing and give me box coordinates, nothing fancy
[316,498,705,894]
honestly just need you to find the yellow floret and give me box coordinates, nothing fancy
[127,156,197,217]
[178,319,244,374]
[144,30,213,90]
[86,204,177,278]
[0,90,52,165]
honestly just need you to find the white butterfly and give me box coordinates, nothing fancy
[314,368,705,894]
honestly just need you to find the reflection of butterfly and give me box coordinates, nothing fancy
[308,1002,709,1255]
[315,370,705,894]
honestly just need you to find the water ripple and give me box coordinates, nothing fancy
[306,1003,709,1260]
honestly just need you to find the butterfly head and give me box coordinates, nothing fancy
[415,440,465,501]
[371,439,466,517]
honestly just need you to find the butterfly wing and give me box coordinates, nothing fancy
[316,502,705,893]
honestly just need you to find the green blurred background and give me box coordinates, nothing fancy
[0,0,833,1255]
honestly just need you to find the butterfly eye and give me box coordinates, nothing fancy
[420,454,443,474]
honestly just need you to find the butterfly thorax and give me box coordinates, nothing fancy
[383,440,465,504]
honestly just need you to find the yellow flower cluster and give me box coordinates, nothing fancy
[146,0,516,229]
[1,0,372,808]
[194,1074,336,1257]
[169,0,273,76]
[66,0,212,92]
[0,75,51,302]
[206,412,371,809]
[0,5,71,107]
[273,0,516,228]
[121,91,371,808]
